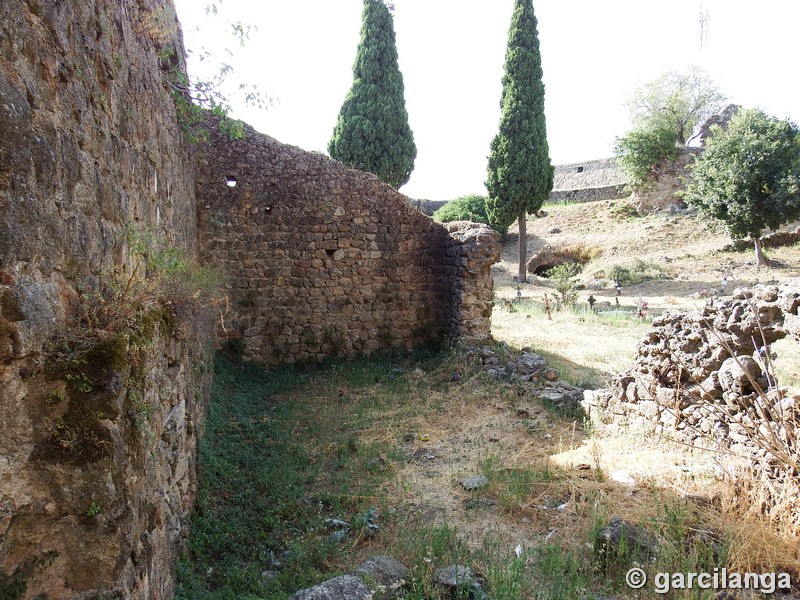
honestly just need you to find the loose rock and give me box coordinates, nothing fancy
[432,565,488,599]
[288,575,371,600]
[353,555,409,596]
[595,518,656,569]
[460,475,490,491]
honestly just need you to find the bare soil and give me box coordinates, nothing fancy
[492,201,800,387]
[373,201,800,586]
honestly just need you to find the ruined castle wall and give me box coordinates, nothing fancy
[553,157,626,190]
[547,158,628,204]
[548,184,627,204]
[0,1,211,598]
[197,124,500,366]
[584,281,800,461]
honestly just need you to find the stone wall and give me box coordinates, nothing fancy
[547,158,628,204]
[553,158,626,190]
[584,281,800,461]
[723,227,800,253]
[196,122,500,367]
[0,1,211,598]
[441,222,501,343]
[548,184,627,204]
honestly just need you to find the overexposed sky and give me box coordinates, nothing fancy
[173,0,800,200]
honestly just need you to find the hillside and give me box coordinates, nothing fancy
[491,199,800,388]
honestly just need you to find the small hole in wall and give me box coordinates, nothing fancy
[226,176,237,188]
[265,205,272,213]
[325,249,335,257]
[576,166,584,173]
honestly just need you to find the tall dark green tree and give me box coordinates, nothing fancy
[486,0,553,283]
[328,0,416,189]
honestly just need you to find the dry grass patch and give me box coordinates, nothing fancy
[179,345,800,599]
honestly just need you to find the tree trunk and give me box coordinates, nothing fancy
[518,210,527,283]
[754,237,768,267]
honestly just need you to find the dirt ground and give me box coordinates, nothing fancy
[492,200,800,387]
[385,201,800,580]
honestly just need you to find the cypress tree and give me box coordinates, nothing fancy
[486,0,553,283]
[328,0,416,189]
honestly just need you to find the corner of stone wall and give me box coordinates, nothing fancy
[441,221,501,345]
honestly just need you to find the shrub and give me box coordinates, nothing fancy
[614,127,679,188]
[433,194,506,234]
[546,262,580,308]
[77,226,224,333]
[609,260,671,286]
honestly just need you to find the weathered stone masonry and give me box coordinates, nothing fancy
[584,281,800,462]
[197,122,500,367]
[1,0,500,596]
[1,1,210,598]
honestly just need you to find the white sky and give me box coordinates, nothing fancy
[173,0,800,200]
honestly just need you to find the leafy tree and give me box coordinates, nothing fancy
[627,66,726,145]
[486,0,553,283]
[432,194,505,233]
[681,108,800,266]
[328,0,416,189]
[614,126,679,187]
[168,3,269,143]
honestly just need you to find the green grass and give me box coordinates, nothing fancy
[175,354,414,599]
[609,258,672,286]
[176,351,734,599]
[511,299,648,328]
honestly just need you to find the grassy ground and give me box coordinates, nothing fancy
[177,202,800,598]
[176,348,800,599]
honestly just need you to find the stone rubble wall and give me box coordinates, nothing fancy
[723,227,800,253]
[630,148,701,213]
[0,0,211,598]
[584,281,800,461]
[196,122,500,367]
[548,159,628,204]
[442,222,501,344]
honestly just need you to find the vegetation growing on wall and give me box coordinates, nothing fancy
[613,127,679,188]
[78,226,223,334]
[35,227,221,467]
